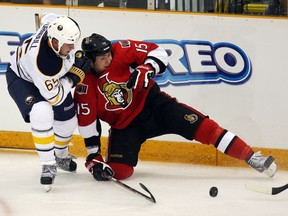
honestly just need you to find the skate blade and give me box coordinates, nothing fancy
[44,185,52,192]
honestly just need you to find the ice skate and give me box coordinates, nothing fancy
[246,151,278,177]
[40,164,57,192]
[56,154,77,172]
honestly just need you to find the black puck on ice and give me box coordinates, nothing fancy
[209,186,218,197]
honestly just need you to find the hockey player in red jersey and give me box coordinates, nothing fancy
[74,33,278,181]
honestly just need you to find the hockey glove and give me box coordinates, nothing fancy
[85,153,115,181]
[66,50,91,87]
[126,64,155,90]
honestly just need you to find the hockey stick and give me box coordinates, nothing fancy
[34,13,40,31]
[245,182,288,195]
[110,177,156,203]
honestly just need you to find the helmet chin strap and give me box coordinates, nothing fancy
[48,37,70,59]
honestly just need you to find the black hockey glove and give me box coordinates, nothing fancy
[66,50,91,87]
[85,153,115,181]
[127,64,155,90]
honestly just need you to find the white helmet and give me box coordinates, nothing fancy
[47,16,81,56]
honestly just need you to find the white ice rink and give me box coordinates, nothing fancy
[0,151,287,216]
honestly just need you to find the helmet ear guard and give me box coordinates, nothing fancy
[81,33,112,62]
[47,16,81,56]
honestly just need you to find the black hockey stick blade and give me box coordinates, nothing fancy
[245,182,288,195]
[139,183,156,203]
[110,177,156,203]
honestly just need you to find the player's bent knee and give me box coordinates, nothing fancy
[108,162,134,180]
[194,118,224,145]
[30,101,54,130]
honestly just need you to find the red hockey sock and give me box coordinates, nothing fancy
[225,137,253,160]
[194,118,253,160]
[194,118,221,144]
[108,162,134,180]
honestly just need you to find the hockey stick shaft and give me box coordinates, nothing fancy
[34,13,40,31]
[110,177,156,203]
[245,182,288,195]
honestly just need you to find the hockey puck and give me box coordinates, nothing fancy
[209,186,218,197]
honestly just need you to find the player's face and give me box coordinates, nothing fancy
[59,43,75,56]
[52,39,75,56]
[93,52,112,73]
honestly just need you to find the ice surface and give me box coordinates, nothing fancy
[0,152,287,216]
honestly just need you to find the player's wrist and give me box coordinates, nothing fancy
[61,76,74,88]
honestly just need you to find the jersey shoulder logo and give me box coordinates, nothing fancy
[75,83,88,94]
[118,40,131,48]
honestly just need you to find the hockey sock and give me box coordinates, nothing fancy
[30,101,55,164]
[194,118,253,160]
[223,137,253,160]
